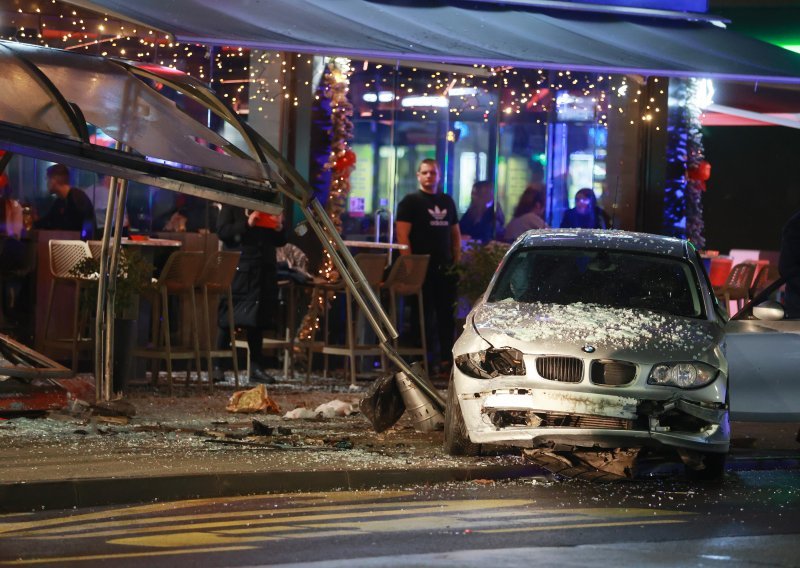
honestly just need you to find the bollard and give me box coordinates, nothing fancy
[395,362,444,432]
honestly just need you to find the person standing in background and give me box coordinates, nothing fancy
[396,159,461,376]
[34,164,96,239]
[216,206,287,384]
[779,209,800,319]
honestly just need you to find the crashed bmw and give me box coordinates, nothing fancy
[445,229,730,479]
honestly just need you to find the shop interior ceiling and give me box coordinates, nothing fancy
[65,0,800,84]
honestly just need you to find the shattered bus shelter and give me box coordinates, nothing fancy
[0,40,444,410]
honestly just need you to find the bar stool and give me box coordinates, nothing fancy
[380,254,430,376]
[43,240,94,374]
[310,253,388,385]
[196,250,241,390]
[134,250,205,395]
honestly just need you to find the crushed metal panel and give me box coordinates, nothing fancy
[0,333,70,380]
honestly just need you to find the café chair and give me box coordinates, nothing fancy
[134,250,205,395]
[310,253,387,386]
[714,261,756,312]
[43,240,94,374]
[380,254,430,376]
[196,250,241,390]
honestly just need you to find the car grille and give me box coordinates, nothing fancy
[540,412,633,430]
[591,360,637,386]
[536,356,583,383]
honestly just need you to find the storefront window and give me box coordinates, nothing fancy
[345,61,631,240]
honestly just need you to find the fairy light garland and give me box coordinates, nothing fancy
[298,58,355,343]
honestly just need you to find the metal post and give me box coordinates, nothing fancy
[103,177,128,401]
[94,174,118,402]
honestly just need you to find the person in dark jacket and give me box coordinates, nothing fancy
[560,187,610,230]
[35,164,96,239]
[779,209,800,319]
[216,205,287,383]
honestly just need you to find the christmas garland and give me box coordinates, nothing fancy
[298,58,356,343]
[664,78,706,249]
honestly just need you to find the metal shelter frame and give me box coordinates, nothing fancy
[0,41,445,408]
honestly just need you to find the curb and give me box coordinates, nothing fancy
[0,464,547,513]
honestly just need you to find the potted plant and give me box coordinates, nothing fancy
[71,249,154,390]
[452,240,511,308]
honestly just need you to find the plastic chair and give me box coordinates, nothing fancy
[380,254,430,376]
[750,263,779,299]
[310,253,388,385]
[708,257,733,289]
[714,261,756,312]
[134,251,205,394]
[196,251,241,390]
[43,240,94,374]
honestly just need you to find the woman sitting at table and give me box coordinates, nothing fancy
[216,205,287,384]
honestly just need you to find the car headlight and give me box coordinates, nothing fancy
[455,347,526,379]
[647,362,718,389]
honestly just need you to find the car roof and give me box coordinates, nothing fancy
[515,229,690,259]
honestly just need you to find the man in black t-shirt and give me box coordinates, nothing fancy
[35,164,96,239]
[396,159,461,375]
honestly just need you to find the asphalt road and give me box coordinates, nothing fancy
[1,470,799,567]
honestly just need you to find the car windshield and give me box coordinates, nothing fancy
[488,247,704,318]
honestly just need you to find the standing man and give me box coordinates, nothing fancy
[779,209,800,319]
[396,158,461,376]
[35,164,96,239]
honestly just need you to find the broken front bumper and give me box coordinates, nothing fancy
[457,386,730,454]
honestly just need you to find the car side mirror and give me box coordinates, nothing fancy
[752,300,785,321]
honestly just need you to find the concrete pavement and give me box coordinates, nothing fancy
[0,380,798,513]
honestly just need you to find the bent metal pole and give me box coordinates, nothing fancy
[302,200,446,410]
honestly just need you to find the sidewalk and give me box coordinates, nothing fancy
[0,373,798,513]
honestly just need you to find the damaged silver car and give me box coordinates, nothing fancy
[446,229,735,479]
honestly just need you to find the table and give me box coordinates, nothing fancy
[342,240,409,251]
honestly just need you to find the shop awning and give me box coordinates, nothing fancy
[68,0,800,83]
[0,39,310,213]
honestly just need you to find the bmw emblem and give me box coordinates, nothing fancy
[582,344,596,353]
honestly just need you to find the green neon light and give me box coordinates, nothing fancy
[778,44,800,55]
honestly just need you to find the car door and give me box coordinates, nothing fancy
[725,316,800,422]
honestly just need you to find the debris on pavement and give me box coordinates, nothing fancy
[226,384,281,414]
[283,407,318,420]
[252,418,274,436]
[283,399,358,420]
[359,373,406,433]
[313,399,357,418]
[92,399,137,418]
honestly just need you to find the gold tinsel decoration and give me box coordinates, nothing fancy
[298,58,355,344]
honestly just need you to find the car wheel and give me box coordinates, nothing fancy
[443,375,480,456]
[686,452,726,481]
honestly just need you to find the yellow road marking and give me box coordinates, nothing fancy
[0,545,255,566]
[11,499,531,540]
[478,518,688,534]
[106,500,532,547]
[0,490,413,536]
[106,506,692,549]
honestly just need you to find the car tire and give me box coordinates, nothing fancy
[686,452,726,481]
[443,375,480,456]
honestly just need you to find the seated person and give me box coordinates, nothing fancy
[504,184,548,242]
[561,188,610,230]
[459,180,504,244]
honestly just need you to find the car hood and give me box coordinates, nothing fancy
[471,300,722,361]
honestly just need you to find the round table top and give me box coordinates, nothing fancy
[342,240,408,251]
